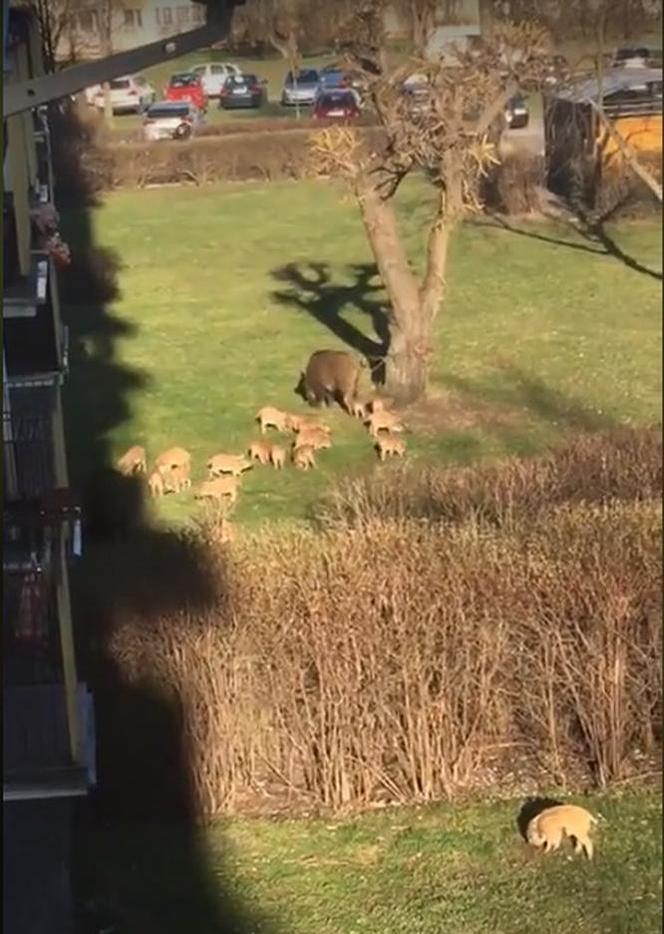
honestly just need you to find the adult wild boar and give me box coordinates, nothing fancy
[296,350,366,411]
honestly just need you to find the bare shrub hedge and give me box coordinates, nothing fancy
[317,427,662,529]
[96,429,661,819]
[86,126,385,188]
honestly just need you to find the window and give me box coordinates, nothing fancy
[159,6,173,25]
[211,65,224,75]
[191,5,204,23]
[124,8,143,28]
[177,6,190,22]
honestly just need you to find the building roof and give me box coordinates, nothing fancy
[554,66,662,103]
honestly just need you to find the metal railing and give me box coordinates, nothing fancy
[3,405,56,502]
[3,566,62,686]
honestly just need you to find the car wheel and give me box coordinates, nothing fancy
[174,122,192,140]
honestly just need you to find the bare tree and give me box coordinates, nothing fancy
[310,4,550,404]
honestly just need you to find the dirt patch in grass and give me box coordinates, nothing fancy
[404,387,525,435]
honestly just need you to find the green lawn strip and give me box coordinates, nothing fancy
[76,791,662,934]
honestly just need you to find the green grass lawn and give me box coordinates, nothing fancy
[77,790,662,934]
[61,179,662,528]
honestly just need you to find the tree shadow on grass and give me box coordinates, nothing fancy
[476,206,662,282]
[50,102,279,934]
[442,363,617,437]
[271,261,390,384]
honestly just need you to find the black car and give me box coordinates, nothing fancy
[219,73,266,109]
[505,94,529,130]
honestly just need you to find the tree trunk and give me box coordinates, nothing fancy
[357,186,436,405]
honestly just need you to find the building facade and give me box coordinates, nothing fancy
[3,5,96,931]
[56,0,207,61]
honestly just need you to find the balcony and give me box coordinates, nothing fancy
[3,392,56,500]
[4,254,67,384]
[4,519,93,800]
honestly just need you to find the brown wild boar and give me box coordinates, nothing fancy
[270,445,287,469]
[207,453,252,478]
[147,469,165,498]
[296,350,366,411]
[195,476,241,505]
[349,398,369,419]
[376,433,406,461]
[365,411,404,439]
[294,418,331,436]
[248,440,273,465]
[370,396,387,414]
[256,406,289,434]
[284,412,305,432]
[116,445,147,476]
[526,805,598,860]
[293,427,332,451]
[163,463,192,493]
[154,446,191,476]
[218,518,235,544]
[293,444,316,470]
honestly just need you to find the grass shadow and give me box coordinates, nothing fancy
[271,261,390,383]
[516,796,564,843]
[50,100,278,933]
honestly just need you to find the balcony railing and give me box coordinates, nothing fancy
[3,567,61,686]
[3,407,55,501]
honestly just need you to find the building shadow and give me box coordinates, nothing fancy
[50,102,278,933]
[271,261,390,384]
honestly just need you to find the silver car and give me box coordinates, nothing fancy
[142,101,205,141]
[281,69,320,107]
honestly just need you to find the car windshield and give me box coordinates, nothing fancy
[110,79,131,90]
[321,71,344,86]
[227,74,257,86]
[148,104,191,118]
[286,70,318,85]
[170,74,198,88]
[319,91,354,105]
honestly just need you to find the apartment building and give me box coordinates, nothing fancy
[3,5,96,931]
[57,0,208,60]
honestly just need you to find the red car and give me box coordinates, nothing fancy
[163,72,208,111]
[312,90,360,122]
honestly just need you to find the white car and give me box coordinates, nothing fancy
[91,75,156,114]
[142,101,205,141]
[191,62,242,98]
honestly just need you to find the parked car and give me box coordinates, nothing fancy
[312,90,361,122]
[612,46,661,68]
[219,73,266,109]
[91,75,156,114]
[281,69,320,106]
[505,94,529,129]
[319,65,363,105]
[402,73,430,114]
[191,61,242,98]
[142,101,205,141]
[163,72,208,111]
